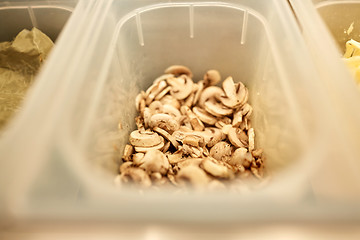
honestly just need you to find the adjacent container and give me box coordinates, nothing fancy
[2,0,358,222]
[289,0,360,202]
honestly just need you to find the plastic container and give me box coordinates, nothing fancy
[1,0,357,222]
[289,0,360,202]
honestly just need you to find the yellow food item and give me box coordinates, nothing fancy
[0,28,53,130]
[343,39,360,86]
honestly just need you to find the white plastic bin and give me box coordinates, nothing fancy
[289,0,360,202]
[1,0,354,222]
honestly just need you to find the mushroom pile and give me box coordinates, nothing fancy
[116,65,266,190]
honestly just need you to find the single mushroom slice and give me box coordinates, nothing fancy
[220,77,248,109]
[176,165,210,188]
[139,149,170,175]
[133,153,145,166]
[162,104,181,120]
[134,141,165,153]
[209,141,233,161]
[198,86,224,108]
[200,157,234,179]
[122,144,134,162]
[183,92,195,108]
[228,147,253,168]
[159,95,181,110]
[166,151,184,164]
[153,73,174,85]
[162,141,171,153]
[167,75,194,100]
[203,70,221,86]
[248,128,255,152]
[193,80,205,106]
[120,167,152,187]
[204,100,233,118]
[164,65,193,78]
[227,127,248,148]
[145,80,168,105]
[183,134,205,148]
[149,113,180,133]
[251,148,263,159]
[192,106,217,125]
[148,101,163,114]
[135,91,146,112]
[153,126,180,149]
[202,127,226,147]
[180,106,204,131]
[155,86,171,101]
[233,103,253,127]
[129,129,163,148]
[119,162,133,173]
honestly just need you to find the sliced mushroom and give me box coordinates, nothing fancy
[193,80,204,106]
[122,144,134,161]
[134,141,165,153]
[203,70,221,86]
[139,149,170,175]
[248,128,255,152]
[159,95,181,109]
[228,147,252,168]
[200,157,234,179]
[148,101,163,114]
[119,162,133,173]
[204,100,233,117]
[176,165,210,188]
[183,92,195,108]
[155,86,171,101]
[227,127,248,148]
[167,151,184,164]
[198,86,223,108]
[120,167,152,187]
[220,77,248,109]
[183,135,205,147]
[167,75,193,100]
[153,73,174,85]
[221,124,233,135]
[153,126,179,149]
[181,106,204,131]
[135,116,144,130]
[203,127,226,147]
[176,158,203,169]
[135,91,146,112]
[192,106,217,125]
[133,153,145,166]
[129,130,163,148]
[149,113,180,133]
[209,141,233,161]
[162,104,181,120]
[162,141,171,152]
[145,80,168,105]
[251,148,263,159]
[165,65,193,78]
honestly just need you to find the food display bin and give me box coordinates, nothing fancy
[289,0,360,202]
[1,0,360,223]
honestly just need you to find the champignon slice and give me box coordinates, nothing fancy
[183,135,205,147]
[122,144,134,161]
[149,101,163,114]
[176,165,210,188]
[220,77,248,109]
[204,100,233,117]
[145,80,168,105]
[134,141,165,153]
[198,86,224,108]
[153,73,174,85]
[167,75,194,100]
[192,106,217,125]
[181,106,205,131]
[248,128,255,152]
[159,95,181,110]
[149,113,180,133]
[227,127,248,148]
[139,149,170,175]
[203,70,221,86]
[119,162,133,173]
[193,80,204,106]
[228,147,252,168]
[200,157,234,179]
[120,167,152,187]
[162,104,181,119]
[203,127,226,147]
[153,126,179,149]
[129,130,163,147]
[167,152,184,164]
[133,153,145,166]
[135,91,145,112]
[165,65,193,78]
[209,141,232,161]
